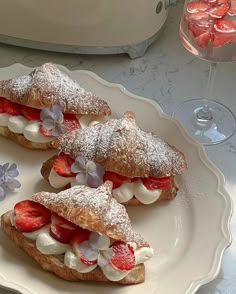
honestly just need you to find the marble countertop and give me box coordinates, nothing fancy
[0,2,235,294]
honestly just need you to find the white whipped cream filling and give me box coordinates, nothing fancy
[0,113,105,143]
[36,232,69,255]
[17,219,153,281]
[49,172,162,204]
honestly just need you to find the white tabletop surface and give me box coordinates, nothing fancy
[0,2,235,294]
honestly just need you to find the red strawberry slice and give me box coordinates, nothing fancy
[186,1,209,13]
[103,171,134,189]
[228,0,236,15]
[49,224,76,244]
[195,30,211,47]
[0,97,5,113]
[70,228,91,245]
[3,100,21,116]
[213,19,236,32]
[80,254,97,266]
[209,3,229,18]
[212,19,236,46]
[141,176,171,190]
[63,113,81,133]
[51,212,77,229]
[109,241,135,271]
[39,125,53,137]
[53,152,76,177]
[188,11,210,20]
[21,105,41,120]
[14,200,51,232]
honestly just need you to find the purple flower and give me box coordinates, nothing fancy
[71,156,105,188]
[0,163,21,200]
[78,232,113,267]
[40,105,66,136]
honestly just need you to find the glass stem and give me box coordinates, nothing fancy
[196,62,217,121]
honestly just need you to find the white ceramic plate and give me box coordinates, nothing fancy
[0,64,232,294]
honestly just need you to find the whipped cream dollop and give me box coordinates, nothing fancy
[49,172,162,204]
[0,113,105,143]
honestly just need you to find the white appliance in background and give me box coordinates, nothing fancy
[0,0,176,58]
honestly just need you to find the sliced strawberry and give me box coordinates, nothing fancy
[49,224,76,244]
[103,171,134,189]
[3,100,21,116]
[186,1,209,13]
[141,176,171,190]
[228,0,236,15]
[51,212,77,229]
[70,227,91,245]
[195,30,211,47]
[80,254,97,265]
[21,105,41,120]
[188,11,210,20]
[213,19,236,32]
[63,113,81,133]
[109,241,135,271]
[53,152,76,177]
[0,97,5,113]
[212,19,236,46]
[209,3,229,18]
[39,125,53,136]
[14,200,51,232]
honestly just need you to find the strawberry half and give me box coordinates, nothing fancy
[228,0,236,15]
[212,19,236,46]
[63,113,81,133]
[53,152,76,177]
[0,97,5,113]
[186,1,209,13]
[49,224,76,244]
[14,200,51,232]
[141,176,171,190]
[103,171,134,189]
[209,3,229,18]
[21,105,41,120]
[3,100,21,116]
[109,241,135,271]
[195,30,211,47]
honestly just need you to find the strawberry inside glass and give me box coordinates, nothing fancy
[180,0,236,61]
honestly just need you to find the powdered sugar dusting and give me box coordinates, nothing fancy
[1,63,111,115]
[32,183,148,247]
[56,113,187,177]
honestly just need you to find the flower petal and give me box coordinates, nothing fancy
[86,161,96,173]
[75,172,88,185]
[0,186,6,200]
[3,178,21,192]
[89,232,110,250]
[51,124,66,136]
[51,104,63,119]
[7,163,19,177]
[2,163,10,173]
[42,118,55,130]
[97,248,113,268]
[75,156,87,169]
[79,241,98,261]
[87,173,103,188]
[40,108,53,121]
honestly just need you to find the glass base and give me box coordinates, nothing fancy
[172,99,236,145]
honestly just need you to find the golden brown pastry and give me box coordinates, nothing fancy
[0,62,111,149]
[41,112,187,205]
[1,182,153,284]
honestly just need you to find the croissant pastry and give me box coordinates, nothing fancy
[0,62,111,149]
[1,182,153,284]
[41,112,187,205]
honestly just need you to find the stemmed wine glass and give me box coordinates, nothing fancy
[173,0,236,144]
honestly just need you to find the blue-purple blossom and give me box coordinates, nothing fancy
[70,156,105,188]
[78,232,113,267]
[40,104,66,136]
[0,163,21,200]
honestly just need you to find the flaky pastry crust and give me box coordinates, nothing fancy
[0,62,111,116]
[1,211,145,284]
[32,182,149,248]
[51,112,187,178]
